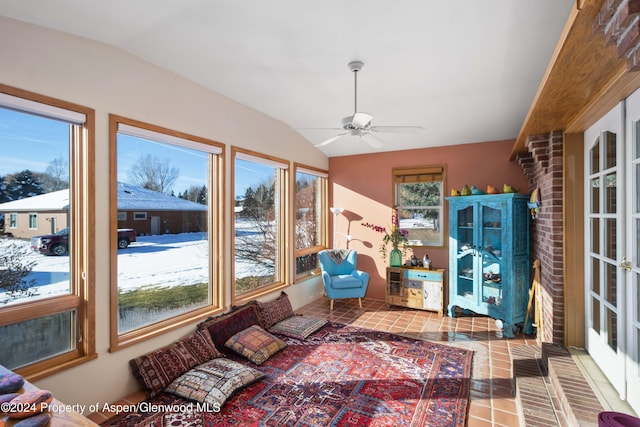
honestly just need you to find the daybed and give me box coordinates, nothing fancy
[103,292,473,427]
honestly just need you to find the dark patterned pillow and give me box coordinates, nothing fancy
[256,291,295,329]
[165,358,265,409]
[225,325,287,365]
[180,329,223,364]
[130,330,222,398]
[198,304,262,351]
[268,315,328,340]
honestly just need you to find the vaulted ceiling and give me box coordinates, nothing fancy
[0,1,574,157]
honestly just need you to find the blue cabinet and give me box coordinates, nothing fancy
[446,193,530,337]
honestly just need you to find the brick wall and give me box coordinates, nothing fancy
[594,0,640,70]
[516,131,564,344]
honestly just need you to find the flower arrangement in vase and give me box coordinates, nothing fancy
[362,206,409,266]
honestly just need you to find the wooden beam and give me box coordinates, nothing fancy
[511,0,638,158]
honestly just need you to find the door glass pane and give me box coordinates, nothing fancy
[638,220,640,267]
[456,205,475,300]
[605,218,617,259]
[591,140,600,174]
[456,206,474,254]
[605,262,617,306]
[635,121,640,160]
[591,178,600,213]
[604,172,617,214]
[607,307,618,350]
[592,258,600,294]
[482,256,502,305]
[457,252,474,299]
[0,310,75,369]
[604,131,617,169]
[591,218,600,253]
[593,297,601,333]
[636,273,640,325]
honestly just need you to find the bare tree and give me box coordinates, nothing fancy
[38,157,69,192]
[128,154,179,194]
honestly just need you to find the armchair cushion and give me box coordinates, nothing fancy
[329,275,365,289]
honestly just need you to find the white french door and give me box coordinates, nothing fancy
[624,89,640,414]
[585,101,626,399]
[585,90,640,414]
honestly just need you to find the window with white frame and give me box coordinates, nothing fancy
[233,148,288,301]
[0,84,94,376]
[393,165,446,247]
[28,213,37,229]
[294,164,328,280]
[110,115,224,350]
[133,212,147,220]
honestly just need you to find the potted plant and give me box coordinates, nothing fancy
[362,206,409,267]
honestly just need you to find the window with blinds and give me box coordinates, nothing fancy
[393,165,445,247]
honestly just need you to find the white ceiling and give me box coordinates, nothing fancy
[0,1,574,157]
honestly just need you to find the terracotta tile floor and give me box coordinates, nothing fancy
[295,297,536,427]
[87,297,572,426]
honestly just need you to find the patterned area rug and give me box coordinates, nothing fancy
[102,322,473,427]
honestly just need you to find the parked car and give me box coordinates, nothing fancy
[31,228,137,256]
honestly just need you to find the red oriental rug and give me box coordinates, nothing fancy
[102,322,473,427]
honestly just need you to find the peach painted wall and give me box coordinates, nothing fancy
[329,139,529,301]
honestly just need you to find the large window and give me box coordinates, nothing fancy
[393,165,446,247]
[294,164,328,280]
[110,115,224,350]
[233,148,288,301]
[0,84,94,378]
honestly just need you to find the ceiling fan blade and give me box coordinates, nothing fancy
[361,132,385,148]
[370,126,425,134]
[351,112,373,129]
[314,133,348,147]
[292,127,343,131]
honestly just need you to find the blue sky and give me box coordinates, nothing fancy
[0,107,271,197]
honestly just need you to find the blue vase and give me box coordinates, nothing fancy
[390,249,402,267]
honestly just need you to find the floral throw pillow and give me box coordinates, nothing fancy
[225,325,287,365]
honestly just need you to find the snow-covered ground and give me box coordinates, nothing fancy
[1,222,267,306]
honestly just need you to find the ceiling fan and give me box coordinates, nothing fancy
[296,60,425,148]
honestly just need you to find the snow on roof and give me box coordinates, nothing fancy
[116,182,207,211]
[0,190,69,211]
[0,182,207,212]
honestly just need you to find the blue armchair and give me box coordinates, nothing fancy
[318,249,369,310]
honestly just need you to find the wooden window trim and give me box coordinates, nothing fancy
[293,163,328,281]
[0,83,95,380]
[231,147,290,306]
[108,115,225,351]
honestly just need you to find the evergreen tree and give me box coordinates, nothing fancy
[0,170,45,203]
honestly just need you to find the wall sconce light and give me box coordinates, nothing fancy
[329,207,344,216]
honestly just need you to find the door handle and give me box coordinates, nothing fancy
[620,256,632,272]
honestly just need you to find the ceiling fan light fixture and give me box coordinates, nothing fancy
[341,112,372,130]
